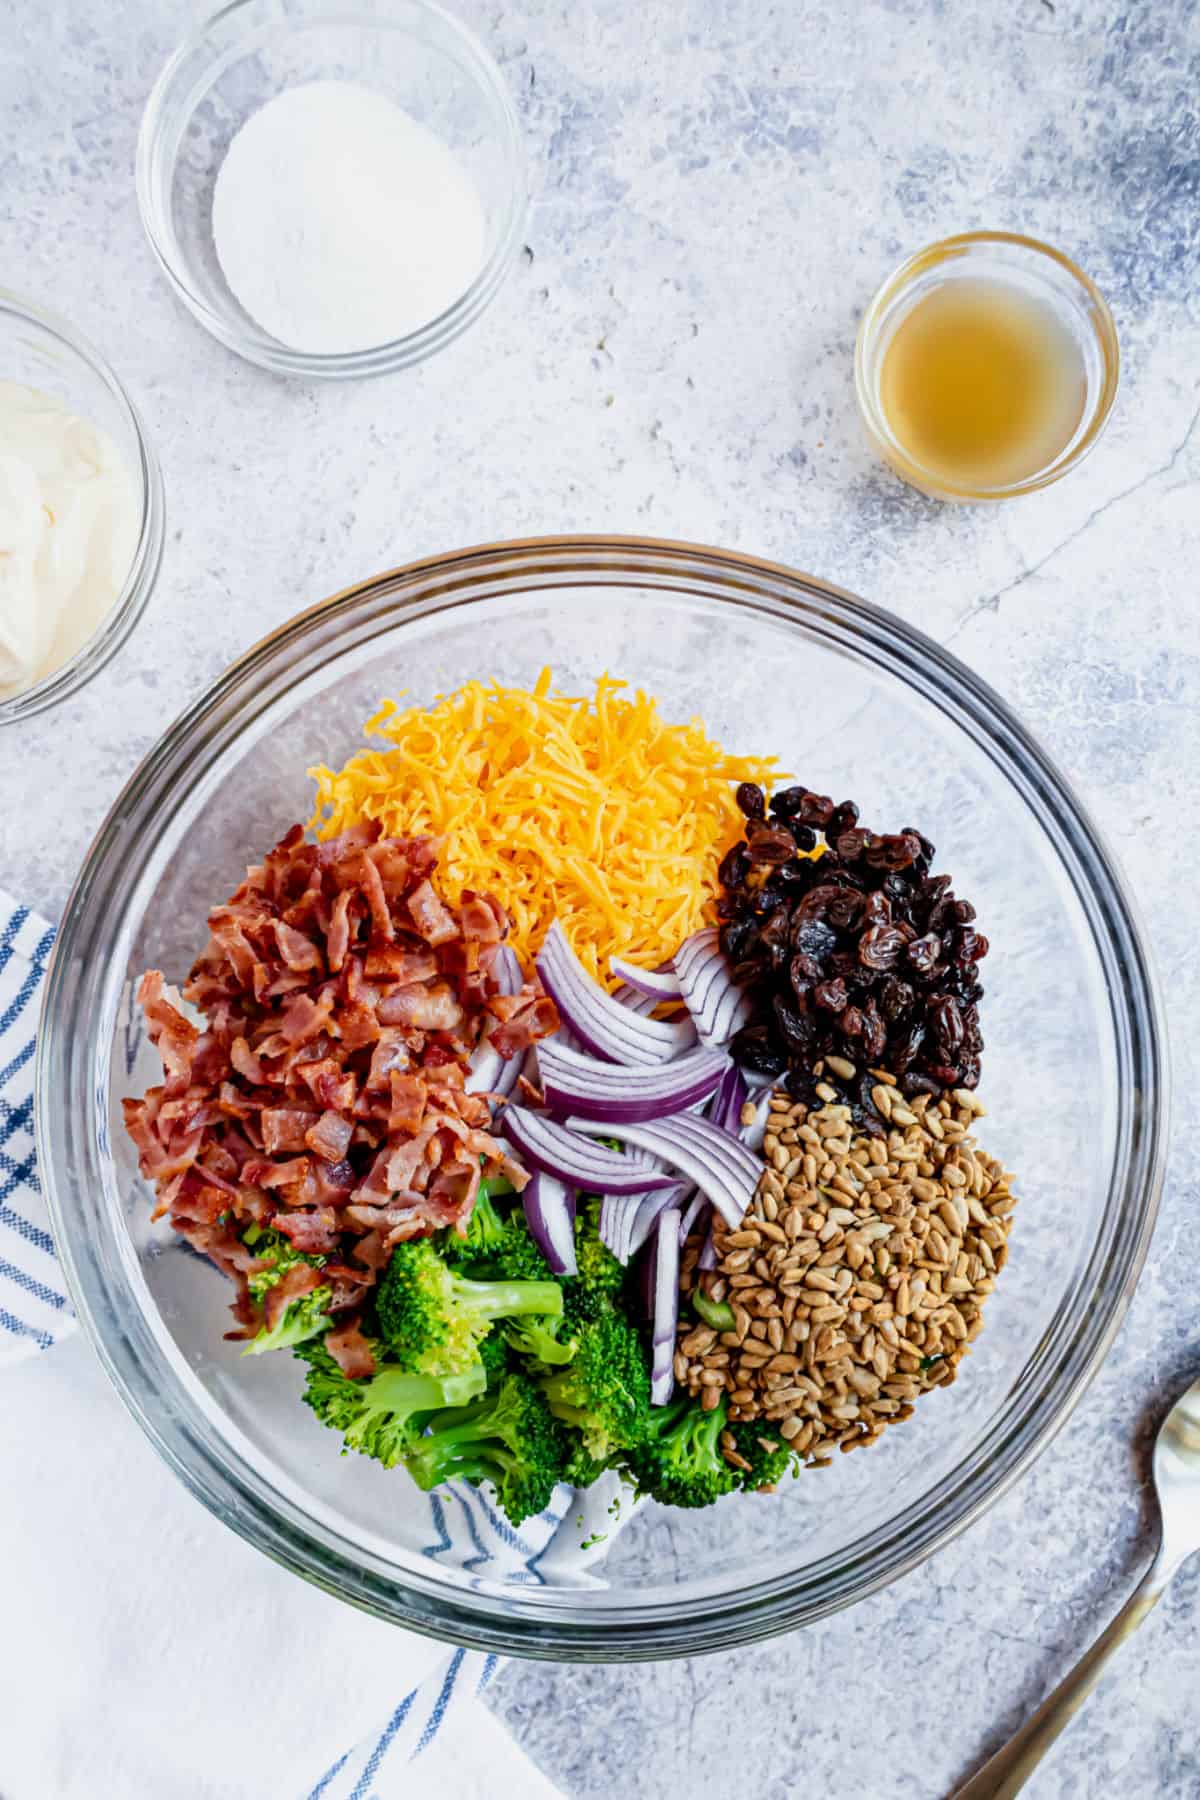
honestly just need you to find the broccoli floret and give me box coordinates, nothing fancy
[540,1308,651,1460]
[502,1316,577,1366]
[441,1179,509,1270]
[376,1237,564,1376]
[562,1198,626,1328]
[624,1394,739,1509]
[729,1420,796,1491]
[563,1436,610,1489]
[403,1372,571,1525]
[453,1211,576,1365]
[490,1211,555,1283]
[239,1225,331,1356]
[296,1337,486,1468]
[478,1327,512,1386]
[243,1285,333,1356]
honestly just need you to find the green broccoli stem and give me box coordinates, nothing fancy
[451,1273,564,1323]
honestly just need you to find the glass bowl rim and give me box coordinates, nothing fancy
[134,0,529,379]
[0,288,165,724]
[854,229,1121,502]
[36,535,1167,1658]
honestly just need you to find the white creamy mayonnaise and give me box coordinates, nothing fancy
[0,380,140,699]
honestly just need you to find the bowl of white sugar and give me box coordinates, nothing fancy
[137,0,527,378]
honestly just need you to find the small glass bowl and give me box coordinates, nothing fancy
[0,290,165,725]
[855,231,1120,502]
[136,0,528,379]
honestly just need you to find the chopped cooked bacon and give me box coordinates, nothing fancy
[124,825,559,1341]
[306,1109,353,1164]
[407,879,460,946]
[274,1209,342,1255]
[325,1318,375,1380]
[273,920,324,972]
[281,989,335,1046]
[295,1056,357,1112]
[262,1260,325,1332]
[487,986,559,1059]
[261,1107,321,1154]
[364,945,439,982]
[138,973,199,1088]
[366,1030,410,1090]
[376,982,464,1030]
[388,1071,427,1136]
[326,887,354,972]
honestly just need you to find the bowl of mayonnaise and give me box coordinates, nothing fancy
[0,290,164,722]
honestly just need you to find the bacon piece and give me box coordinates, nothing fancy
[363,944,439,982]
[273,1210,342,1255]
[488,987,559,1058]
[326,887,355,973]
[280,988,335,1046]
[407,879,460,946]
[325,1318,375,1380]
[296,1057,358,1112]
[137,973,199,1087]
[366,1030,410,1090]
[459,891,507,943]
[273,919,323,973]
[261,1260,325,1332]
[306,1109,354,1164]
[388,1071,427,1136]
[377,983,464,1030]
[261,1108,321,1155]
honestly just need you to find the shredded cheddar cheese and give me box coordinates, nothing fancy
[308,671,784,987]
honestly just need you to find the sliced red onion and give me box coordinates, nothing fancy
[522,1171,577,1276]
[599,1181,690,1264]
[739,1089,771,1153]
[501,1105,676,1195]
[537,922,696,1066]
[611,983,663,1016]
[537,1039,729,1122]
[698,1230,717,1271]
[598,1192,633,1260]
[673,927,754,1049]
[608,956,683,1000]
[568,1112,759,1228]
[678,1190,708,1243]
[708,1060,748,1133]
[651,1209,681,1404]
[466,944,527,1096]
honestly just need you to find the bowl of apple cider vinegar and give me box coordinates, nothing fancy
[855,232,1119,501]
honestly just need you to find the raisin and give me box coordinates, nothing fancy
[859,925,907,971]
[773,996,818,1057]
[729,1024,786,1079]
[906,933,942,976]
[792,917,838,963]
[827,800,859,838]
[768,786,808,820]
[746,822,798,866]
[735,782,765,821]
[813,976,849,1013]
[718,842,750,888]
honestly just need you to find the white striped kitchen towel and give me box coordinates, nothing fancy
[0,887,579,1797]
[0,890,72,1364]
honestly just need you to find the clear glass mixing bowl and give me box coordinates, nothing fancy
[36,538,1166,1658]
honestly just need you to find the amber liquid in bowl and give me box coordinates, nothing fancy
[879,277,1087,492]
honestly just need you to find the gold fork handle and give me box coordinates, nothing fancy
[951,1548,1176,1800]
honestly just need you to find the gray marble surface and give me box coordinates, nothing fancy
[2,0,1199,1794]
